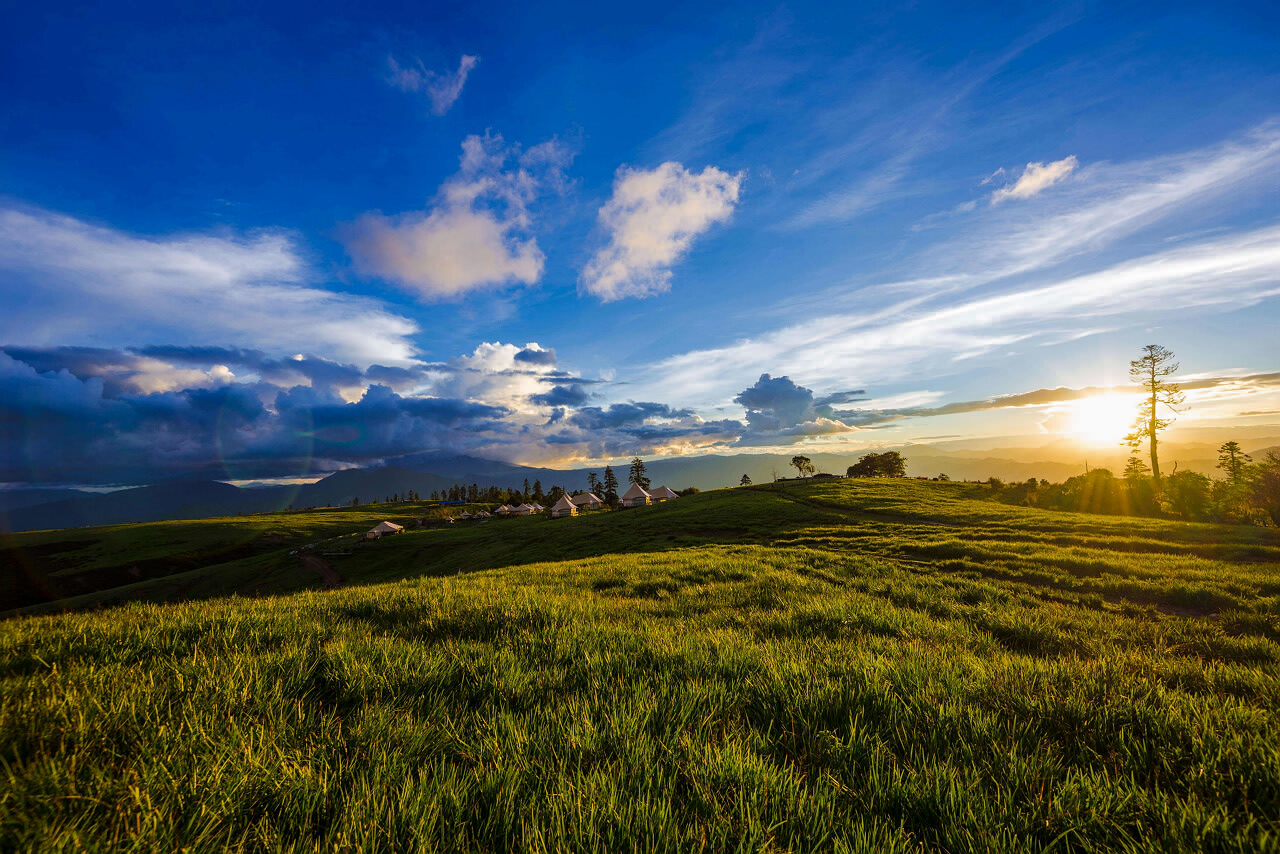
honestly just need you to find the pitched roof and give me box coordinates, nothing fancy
[621,482,651,500]
[551,494,577,512]
[370,520,404,534]
[571,492,603,505]
[649,485,679,499]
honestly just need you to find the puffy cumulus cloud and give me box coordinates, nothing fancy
[0,204,420,367]
[344,133,573,299]
[735,373,818,433]
[432,341,566,412]
[731,373,863,441]
[387,54,479,115]
[580,162,743,301]
[990,156,1079,203]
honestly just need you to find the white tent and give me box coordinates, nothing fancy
[649,485,679,502]
[495,504,512,515]
[620,483,651,508]
[571,492,604,510]
[550,494,578,518]
[366,520,405,539]
[510,504,534,516]
[458,512,473,520]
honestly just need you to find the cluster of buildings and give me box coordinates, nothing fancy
[363,482,681,538]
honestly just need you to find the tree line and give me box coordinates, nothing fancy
[987,344,1280,526]
[351,457,690,511]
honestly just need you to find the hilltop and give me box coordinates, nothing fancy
[2,479,1279,850]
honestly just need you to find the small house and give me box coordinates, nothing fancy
[550,494,578,518]
[366,520,405,540]
[649,485,679,502]
[571,492,604,511]
[620,483,652,508]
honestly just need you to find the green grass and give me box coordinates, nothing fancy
[0,502,470,612]
[2,479,1279,851]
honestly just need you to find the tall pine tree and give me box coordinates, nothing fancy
[602,466,620,506]
[628,457,650,489]
[1123,344,1184,483]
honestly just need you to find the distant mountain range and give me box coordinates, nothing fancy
[3,439,1277,533]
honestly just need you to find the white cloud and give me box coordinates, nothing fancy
[963,126,1280,275]
[990,155,1079,203]
[387,54,479,115]
[0,205,420,367]
[431,341,560,412]
[580,162,743,301]
[980,167,1006,186]
[627,223,1280,408]
[345,207,543,299]
[344,133,572,299]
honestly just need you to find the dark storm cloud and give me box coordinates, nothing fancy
[514,347,557,366]
[568,402,695,430]
[734,373,818,432]
[1,344,443,395]
[0,351,509,484]
[530,383,591,407]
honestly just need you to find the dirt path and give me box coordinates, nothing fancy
[300,554,342,589]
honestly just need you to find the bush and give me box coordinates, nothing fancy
[1162,470,1212,520]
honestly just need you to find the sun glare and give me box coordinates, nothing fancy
[1068,395,1134,444]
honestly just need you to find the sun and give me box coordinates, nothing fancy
[1068,395,1135,444]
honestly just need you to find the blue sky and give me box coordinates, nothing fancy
[2,1,1280,484]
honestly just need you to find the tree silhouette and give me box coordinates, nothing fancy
[1249,451,1280,525]
[601,466,620,506]
[740,473,752,486]
[1123,344,1184,483]
[846,451,906,478]
[628,457,650,489]
[1123,456,1150,480]
[1216,441,1253,486]
[790,455,815,477]
[587,471,600,495]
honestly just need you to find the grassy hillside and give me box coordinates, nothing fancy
[2,480,1279,851]
[0,502,473,612]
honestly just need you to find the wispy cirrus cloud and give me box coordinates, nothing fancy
[956,123,1280,277]
[343,133,573,300]
[622,123,1280,412]
[635,221,1280,408]
[580,162,743,301]
[387,54,479,115]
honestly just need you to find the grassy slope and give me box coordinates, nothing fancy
[2,480,1279,852]
[0,503,474,612]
